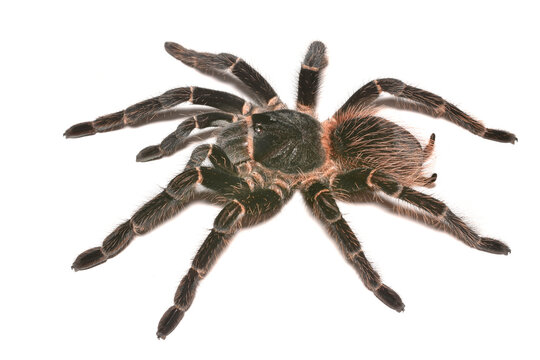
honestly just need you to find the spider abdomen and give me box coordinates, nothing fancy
[329,116,426,186]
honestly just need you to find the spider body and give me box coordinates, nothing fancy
[65,41,515,339]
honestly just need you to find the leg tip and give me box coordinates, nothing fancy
[72,247,107,271]
[64,122,96,138]
[483,129,517,144]
[164,42,186,58]
[157,306,184,340]
[164,41,180,50]
[136,145,164,162]
[304,41,328,69]
[374,284,405,312]
[477,238,511,255]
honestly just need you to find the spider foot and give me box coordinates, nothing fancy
[136,145,164,162]
[157,306,185,340]
[483,129,517,144]
[374,284,405,312]
[64,122,96,138]
[476,238,511,255]
[72,247,107,271]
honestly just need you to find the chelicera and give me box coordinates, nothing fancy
[65,41,516,339]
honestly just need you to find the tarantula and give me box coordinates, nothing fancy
[65,41,516,339]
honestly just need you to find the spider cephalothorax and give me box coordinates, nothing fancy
[65,41,516,339]
[250,110,326,173]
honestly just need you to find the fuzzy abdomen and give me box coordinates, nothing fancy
[329,116,425,185]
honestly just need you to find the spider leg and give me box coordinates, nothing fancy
[64,87,254,138]
[136,112,238,162]
[72,150,248,271]
[332,168,511,255]
[336,78,517,143]
[71,190,186,271]
[303,181,405,312]
[184,144,238,173]
[165,42,285,110]
[157,188,285,339]
[296,41,328,117]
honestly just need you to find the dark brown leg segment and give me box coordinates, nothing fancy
[64,87,252,138]
[296,41,328,117]
[336,78,516,143]
[303,182,405,312]
[156,202,242,340]
[157,188,285,339]
[184,144,238,174]
[165,42,284,109]
[332,168,511,255]
[136,112,237,162]
[72,158,249,271]
[71,190,186,271]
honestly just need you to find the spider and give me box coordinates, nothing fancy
[65,41,516,339]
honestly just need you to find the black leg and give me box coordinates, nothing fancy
[71,190,186,271]
[136,112,237,162]
[303,182,405,312]
[184,144,238,174]
[64,87,253,138]
[332,167,511,255]
[157,188,285,339]
[336,78,516,143]
[72,150,249,271]
[296,41,328,117]
[165,42,285,110]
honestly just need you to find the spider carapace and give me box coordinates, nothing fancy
[65,41,516,339]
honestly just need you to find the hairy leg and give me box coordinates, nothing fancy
[184,144,238,174]
[332,167,510,255]
[157,188,285,339]
[336,78,516,143]
[72,148,248,271]
[165,42,285,110]
[303,181,405,312]
[64,87,254,138]
[136,112,238,162]
[296,41,328,117]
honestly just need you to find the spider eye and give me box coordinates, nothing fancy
[254,124,263,134]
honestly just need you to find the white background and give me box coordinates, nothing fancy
[1,1,538,359]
